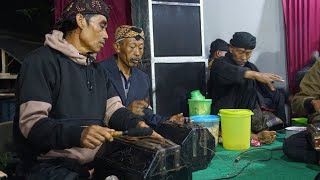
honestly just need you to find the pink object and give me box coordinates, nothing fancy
[251,138,261,146]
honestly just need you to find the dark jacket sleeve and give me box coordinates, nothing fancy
[27,118,86,152]
[108,107,142,130]
[211,58,250,86]
[26,117,103,153]
[143,108,168,128]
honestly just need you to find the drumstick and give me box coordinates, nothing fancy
[111,127,153,137]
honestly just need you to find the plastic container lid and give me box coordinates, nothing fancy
[291,117,308,124]
[190,115,220,122]
[218,109,253,116]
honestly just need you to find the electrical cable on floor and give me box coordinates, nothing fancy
[200,144,242,170]
[200,145,282,180]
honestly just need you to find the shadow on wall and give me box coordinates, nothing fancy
[255,52,286,89]
[254,0,287,88]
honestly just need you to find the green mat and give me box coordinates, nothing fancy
[192,133,320,180]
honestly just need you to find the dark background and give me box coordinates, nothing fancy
[0,0,54,41]
[0,0,54,122]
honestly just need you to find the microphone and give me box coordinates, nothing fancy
[111,127,153,137]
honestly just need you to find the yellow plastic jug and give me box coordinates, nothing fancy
[219,109,253,150]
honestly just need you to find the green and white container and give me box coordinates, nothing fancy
[188,90,212,116]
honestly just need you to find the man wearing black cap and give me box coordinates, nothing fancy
[206,39,228,91]
[100,25,185,128]
[207,32,286,144]
[208,39,229,69]
[13,0,159,179]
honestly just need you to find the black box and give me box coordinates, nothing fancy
[307,122,320,151]
[94,136,192,180]
[156,122,215,171]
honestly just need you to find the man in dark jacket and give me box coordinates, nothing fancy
[13,1,159,179]
[207,32,285,144]
[100,25,185,128]
[206,39,228,85]
[208,38,228,70]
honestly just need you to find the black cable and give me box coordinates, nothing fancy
[209,147,281,180]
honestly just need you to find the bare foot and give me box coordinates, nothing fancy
[257,131,277,144]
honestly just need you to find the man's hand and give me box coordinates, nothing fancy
[137,121,164,139]
[80,125,115,149]
[128,100,148,116]
[311,99,320,112]
[244,71,284,91]
[168,113,185,124]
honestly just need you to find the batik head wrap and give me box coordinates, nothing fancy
[115,25,145,42]
[60,0,110,21]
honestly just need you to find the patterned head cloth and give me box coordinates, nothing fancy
[115,25,145,42]
[60,0,111,20]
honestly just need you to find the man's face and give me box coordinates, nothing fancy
[229,45,253,66]
[116,37,144,68]
[79,14,108,53]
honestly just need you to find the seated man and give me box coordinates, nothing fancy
[13,1,159,179]
[208,38,228,70]
[283,59,320,164]
[206,39,228,85]
[207,32,286,144]
[295,50,319,89]
[100,25,184,128]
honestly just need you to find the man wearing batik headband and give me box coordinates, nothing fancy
[13,1,160,179]
[100,25,185,128]
[207,32,286,145]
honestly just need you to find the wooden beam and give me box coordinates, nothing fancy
[0,73,17,79]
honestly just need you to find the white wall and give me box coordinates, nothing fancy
[203,0,287,88]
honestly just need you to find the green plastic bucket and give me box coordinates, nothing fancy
[188,99,212,116]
